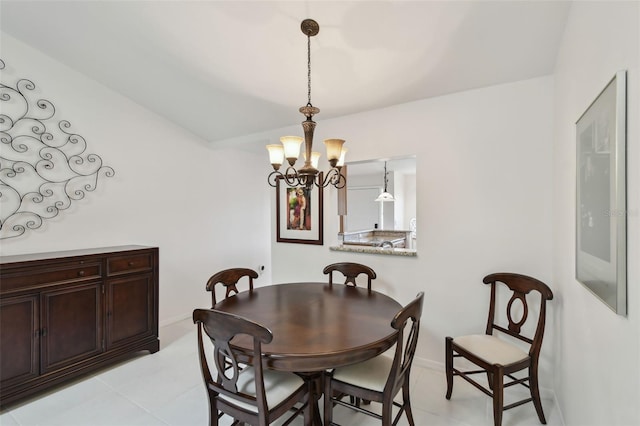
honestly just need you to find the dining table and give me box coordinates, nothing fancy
[214,281,402,425]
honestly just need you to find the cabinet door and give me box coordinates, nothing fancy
[105,273,155,350]
[40,282,103,374]
[0,295,39,387]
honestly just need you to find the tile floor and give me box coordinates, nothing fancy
[0,318,564,426]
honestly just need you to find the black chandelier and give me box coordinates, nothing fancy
[266,19,346,189]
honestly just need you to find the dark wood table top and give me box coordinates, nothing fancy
[214,282,402,372]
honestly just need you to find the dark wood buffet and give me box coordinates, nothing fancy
[0,245,159,409]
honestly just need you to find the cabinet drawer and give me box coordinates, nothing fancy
[0,263,102,294]
[107,253,153,276]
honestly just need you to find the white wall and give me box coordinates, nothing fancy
[0,33,273,325]
[552,2,640,425]
[221,77,556,385]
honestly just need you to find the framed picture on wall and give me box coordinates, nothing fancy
[576,70,627,316]
[276,174,324,245]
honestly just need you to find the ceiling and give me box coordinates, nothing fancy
[0,1,571,145]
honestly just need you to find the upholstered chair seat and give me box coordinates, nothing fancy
[218,366,305,413]
[330,351,394,393]
[452,335,528,366]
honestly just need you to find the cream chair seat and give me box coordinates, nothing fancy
[218,366,305,413]
[331,352,394,393]
[452,335,528,366]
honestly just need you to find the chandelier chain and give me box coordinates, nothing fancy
[307,33,312,107]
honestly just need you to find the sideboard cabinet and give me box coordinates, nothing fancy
[0,246,159,409]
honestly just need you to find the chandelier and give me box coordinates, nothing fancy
[266,19,347,189]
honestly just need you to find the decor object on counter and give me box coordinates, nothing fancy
[276,173,323,245]
[266,19,347,189]
[0,59,115,239]
[374,161,395,202]
[341,229,410,249]
[575,70,627,316]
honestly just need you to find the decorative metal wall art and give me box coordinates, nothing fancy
[0,59,115,239]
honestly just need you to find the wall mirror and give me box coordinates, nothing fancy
[335,155,417,255]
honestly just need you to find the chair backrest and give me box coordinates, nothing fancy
[482,273,554,359]
[193,308,272,415]
[206,268,259,307]
[322,262,377,290]
[385,292,424,395]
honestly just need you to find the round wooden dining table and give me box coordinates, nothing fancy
[214,282,403,373]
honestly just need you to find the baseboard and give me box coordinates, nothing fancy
[159,313,192,328]
[413,355,444,371]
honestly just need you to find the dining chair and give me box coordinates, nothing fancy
[445,273,554,426]
[206,268,259,307]
[322,262,377,291]
[193,308,312,426]
[323,292,424,426]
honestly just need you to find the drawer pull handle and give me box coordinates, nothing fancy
[78,270,85,277]
[128,261,135,267]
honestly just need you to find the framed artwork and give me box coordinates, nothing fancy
[576,70,627,316]
[276,174,324,245]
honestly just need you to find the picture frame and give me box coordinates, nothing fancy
[576,70,627,316]
[276,174,324,245]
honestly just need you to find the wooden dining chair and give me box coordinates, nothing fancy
[323,292,424,426]
[193,308,312,426]
[323,262,377,291]
[445,273,554,426]
[206,268,258,307]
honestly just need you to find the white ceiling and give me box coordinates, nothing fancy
[0,1,571,144]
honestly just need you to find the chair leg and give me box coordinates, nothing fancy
[304,387,313,426]
[487,372,494,390]
[381,396,393,426]
[208,393,219,426]
[323,374,333,426]
[445,337,454,399]
[529,365,547,424]
[403,378,415,426]
[492,366,504,426]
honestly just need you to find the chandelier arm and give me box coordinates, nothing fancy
[283,166,302,187]
[314,168,346,189]
[332,170,347,189]
[268,170,283,187]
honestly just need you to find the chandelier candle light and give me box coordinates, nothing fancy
[267,19,347,189]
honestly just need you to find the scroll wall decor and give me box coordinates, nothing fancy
[0,59,115,239]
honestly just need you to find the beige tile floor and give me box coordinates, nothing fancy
[0,318,564,426]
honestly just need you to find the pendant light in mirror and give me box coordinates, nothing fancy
[375,161,395,202]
